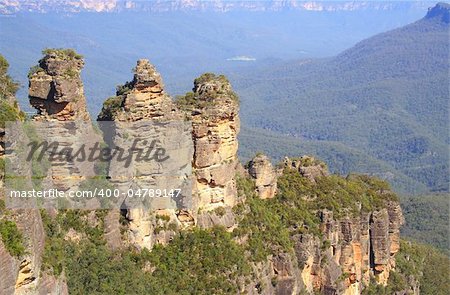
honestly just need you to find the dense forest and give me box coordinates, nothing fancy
[400,193,450,255]
[235,7,449,195]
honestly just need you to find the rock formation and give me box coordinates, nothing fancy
[98,59,182,122]
[29,49,90,121]
[0,210,46,295]
[98,59,193,249]
[0,54,63,295]
[27,49,99,196]
[425,1,450,23]
[283,156,329,183]
[2,53,411,295]
[178,73,240,211]
[248,153,278,199]
[243,155,405,294]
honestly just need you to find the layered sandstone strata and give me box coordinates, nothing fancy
[98,59,193,249]
[27,50,98,195]
[0,54,62,294]
[178,73,240,211]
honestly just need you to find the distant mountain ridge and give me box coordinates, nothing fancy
[0,0,435,14]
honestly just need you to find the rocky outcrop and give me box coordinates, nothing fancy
[36,274,68,295]
[98,59,183,122]
[0,56,49,295]
[0,205,47,295]
[0,240,18,295]
[248,154,278,199]
[241,154,405,294]
[425,2,450,23]
[1,140,62,295]
[242,205,405,295]
[197,207,236,229]
[98,65,242,246]
[283,156,329,182]
[103,210,123,251]
[179,73,240,211]
[98,59,193,249]
[27,50,99,196]
[2,53,411,294]
[29,49,90,121]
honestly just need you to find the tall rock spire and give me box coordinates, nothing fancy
[98,59,181,122]
[27,49,97,192]
[178,73,240,211]
[98,59,193,249]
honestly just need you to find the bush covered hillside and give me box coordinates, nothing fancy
[400,193,450,255]
[236,3,450,195]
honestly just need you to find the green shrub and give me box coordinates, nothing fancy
[0,100,21,128]
[177,73,239,112]
[42,48,83,60]
[193,73,226,85]
[42,210,249,295]
[233,176,295,261]
[213,206,226,217]
[0,54,19,99]
[0,220,26,257]
[155,214,171,222]
[116,82,133,96]
[98,96,124,120]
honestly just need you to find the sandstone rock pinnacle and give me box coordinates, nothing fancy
[98,59,181,122]
[178,73,240,211]
[247,153,278,199]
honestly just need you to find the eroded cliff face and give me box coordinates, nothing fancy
[27,50,98,195]
[98,59,193,249]
[180,73,240,212]
[283,156,329,183]
[243,156,405,295]
[98,59,182,122]
[0,210,52,295]
[0,59,57,295]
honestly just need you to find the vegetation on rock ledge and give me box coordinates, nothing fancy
[42,48,83,60]
[233,168,398,262]
[176,72,239,112]
[363,240,450,295]
[0,219,26,257]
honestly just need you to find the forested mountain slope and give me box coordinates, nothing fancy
[237,3,450,194]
